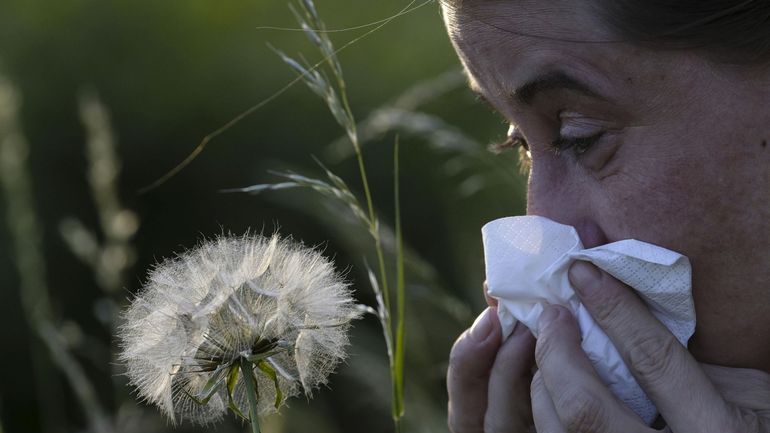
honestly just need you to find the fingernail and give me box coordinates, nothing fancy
[538,305,561,333]
[469,307,494,341]
[569,261,601,296]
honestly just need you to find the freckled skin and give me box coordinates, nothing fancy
[443,0,770,371]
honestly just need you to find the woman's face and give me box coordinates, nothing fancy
[443,0,770,369]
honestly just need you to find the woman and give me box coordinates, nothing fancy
[441,1,770,431]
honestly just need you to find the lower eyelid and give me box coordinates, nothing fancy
[586,131,623,172]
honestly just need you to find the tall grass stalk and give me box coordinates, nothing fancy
[0,74,114,433]
[393,137,405,420]
[232,1,409,428]
[282,1,406,424]
[139,0,430,194]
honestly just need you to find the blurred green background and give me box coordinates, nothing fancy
[0,1,527,432]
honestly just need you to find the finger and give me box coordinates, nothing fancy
[535,304,645,432]
[484,281,498,308]
[531,370,567,433]
[569,261,733,432]
[448,307,503,433]
[485,320,536,432]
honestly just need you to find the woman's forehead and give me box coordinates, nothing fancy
[442,0,612,43]
[443,1,614,88]
[441,0,672,117]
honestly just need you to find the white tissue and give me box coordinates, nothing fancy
[482,215,695,425]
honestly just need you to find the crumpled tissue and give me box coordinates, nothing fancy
[482,215,695,425]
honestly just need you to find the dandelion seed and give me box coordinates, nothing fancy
[118,234,362,427]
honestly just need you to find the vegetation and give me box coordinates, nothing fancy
[0,1,527,432]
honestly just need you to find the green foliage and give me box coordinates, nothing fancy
[0,1,528,432]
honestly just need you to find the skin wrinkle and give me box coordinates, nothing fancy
[514,72,606,107]
[447,0,623,45]
[449,0,770,65]
[444,0,770,373]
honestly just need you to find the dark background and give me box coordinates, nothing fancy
[0,1,527,432]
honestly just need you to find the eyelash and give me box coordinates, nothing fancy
[489,135,528,154]
[489,132,604,156]
[551,132,605,156]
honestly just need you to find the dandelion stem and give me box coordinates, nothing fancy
[240,358,262,433]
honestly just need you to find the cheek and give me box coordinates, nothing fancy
[525,153,580,218]
[598,151,731,256]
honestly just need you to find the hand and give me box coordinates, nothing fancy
[530,261,770,432]
[447,284,537,433]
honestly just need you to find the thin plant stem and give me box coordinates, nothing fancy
[0,75,113,433]
[327,41,391,317]
[356,140,391,314]
[255,0,431,33]
[273,2,410,428]
[339,58,401,426]
[38,324,114,433]
[240,359,262,433]
[327,44,400,420]
[393,136,405,423]
[321,7,405,427]
[139,0,427,194]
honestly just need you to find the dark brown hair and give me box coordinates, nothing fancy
[443,0,770,66]
[596,0,770,65]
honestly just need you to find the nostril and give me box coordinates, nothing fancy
[574,219,609,248]
[524,209,609,248]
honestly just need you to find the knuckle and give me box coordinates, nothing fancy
[529,371,546,401]
[587,281,629,325]
[494,335,524,367]
[534,339,548,368]
[727,404,762,432]
[557,391,609,433]
[625,332,680,385]
[534,325,558,367]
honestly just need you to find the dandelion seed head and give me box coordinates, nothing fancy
[118,233,362,425]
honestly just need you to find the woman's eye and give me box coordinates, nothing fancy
[489,125,529,154]
[551,132,604,156]
[554,112,606,157]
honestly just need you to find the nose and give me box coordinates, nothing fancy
[526,159,608,248]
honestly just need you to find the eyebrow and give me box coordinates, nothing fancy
[514,71,606,106]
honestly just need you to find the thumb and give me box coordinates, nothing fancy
[448,307,502,433]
